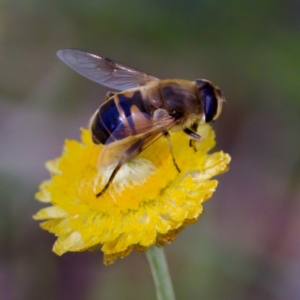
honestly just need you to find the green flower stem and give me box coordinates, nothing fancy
[146,246,176,300]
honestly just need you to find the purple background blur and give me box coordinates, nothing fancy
[1,1,300,299]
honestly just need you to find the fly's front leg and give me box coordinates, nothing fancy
[164,131,181,173]
[189,139,196,151]
[184,125,203,152]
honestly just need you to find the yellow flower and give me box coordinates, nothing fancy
[34,124,230,265]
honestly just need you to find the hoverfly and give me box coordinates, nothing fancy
[57,49,225,197]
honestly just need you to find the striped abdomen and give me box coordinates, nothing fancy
[91,90,152,145]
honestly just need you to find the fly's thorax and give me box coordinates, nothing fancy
[158,80,202,117]
[143,81,164,110]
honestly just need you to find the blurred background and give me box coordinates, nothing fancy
[1,0,300,299]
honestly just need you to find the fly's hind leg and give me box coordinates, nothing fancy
[95,139,145,197]
[164,131,181,173]
[96,164,121,197]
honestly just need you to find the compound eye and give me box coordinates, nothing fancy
[195,79,223,123]
[203,93,218,122]
[200,84,218,123]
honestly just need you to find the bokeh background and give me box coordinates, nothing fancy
[1,0,300,299]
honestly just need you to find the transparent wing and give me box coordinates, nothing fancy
[57,48,159,91]
[98,112,177,169]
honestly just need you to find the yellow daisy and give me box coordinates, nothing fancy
[34,124,230,265]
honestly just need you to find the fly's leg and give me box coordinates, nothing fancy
[96,140,145,197]
[164,131,181,173]
[184,125,203,152]
[96,165,121,197]
[189,139,196,151]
